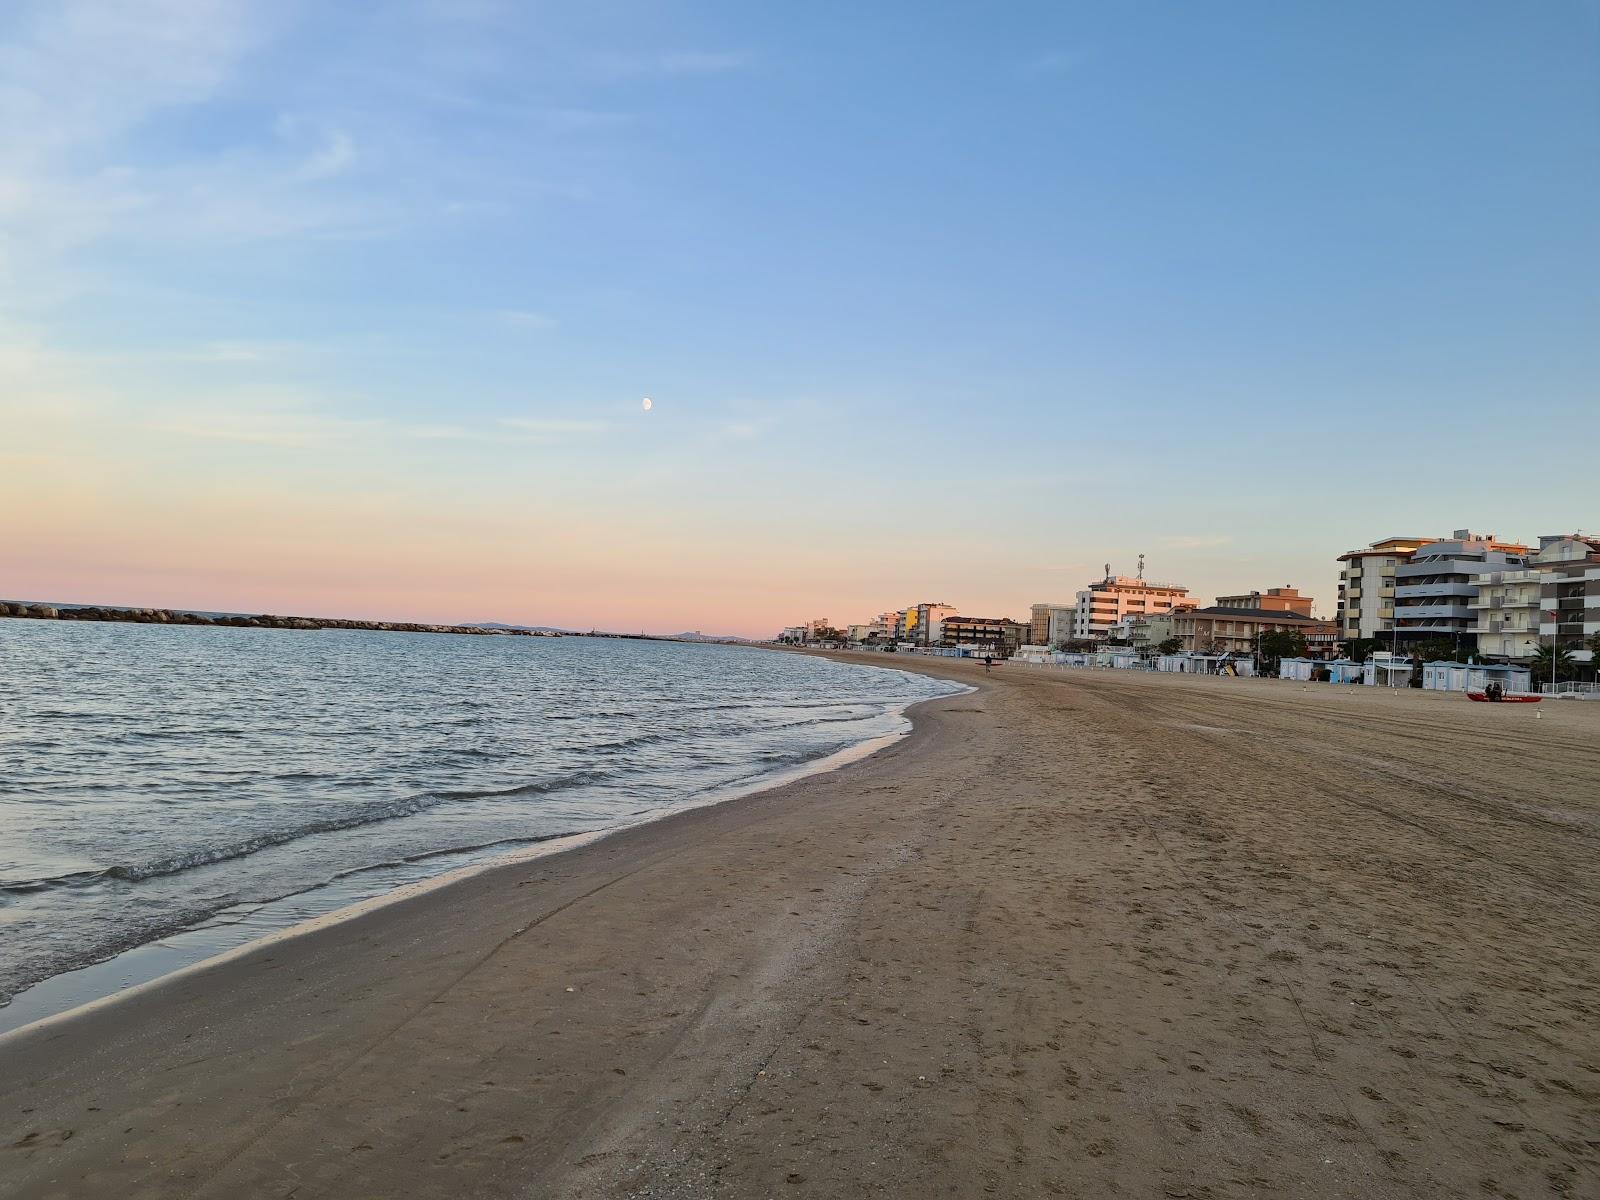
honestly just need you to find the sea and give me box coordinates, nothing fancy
[0,621,961,1033]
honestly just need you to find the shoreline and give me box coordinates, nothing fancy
[5,656,1597,1198]
[0,665,962,1040]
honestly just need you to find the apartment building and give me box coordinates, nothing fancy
[1393,531,1529,648]
[1467,531,1596,660]
[1029,602,1077,647]
[1469,569,1545,660]
[896,602,958,647]
[940,616,1028,657]
[1336,537,1435,641]
[1029,604,1053,646]
[1539,537,1600,663]
[1215,586,1314,616]
[1173,607,1333,655]
[1073,572,1190,641]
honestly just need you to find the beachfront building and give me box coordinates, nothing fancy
[1470,569,1545,661]
[1072,569,1190,642]
[1540,554,1600,667]
[1128,604,1196,656]
[847,622,892,644]
[1215,586,1314,616]
[915,602,959,648]
[892,603,957,647]
[940,616,1028,658]
[1393,532,1529,652]
[1029,604,1052,646]
[1172,607,1332,656]
[1029,603,1076,647]
[1046,604,1079,646]
[1336,537,1436,642]
[778,626,809,644]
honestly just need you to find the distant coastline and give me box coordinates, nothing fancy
[0,601,755,643]
[0,600,554,638]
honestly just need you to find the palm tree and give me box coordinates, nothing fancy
[1531,644,1577,686]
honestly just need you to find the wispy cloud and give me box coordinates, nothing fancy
[500,416,612,435]
[147,398,379,448]
[291,127,358,182]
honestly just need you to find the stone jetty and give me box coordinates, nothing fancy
[0,602,555,637]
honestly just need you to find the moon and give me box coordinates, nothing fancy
[642,396,653,412]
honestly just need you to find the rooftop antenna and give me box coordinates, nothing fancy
[1137,553,1145,580]
[1104,561,1111,581]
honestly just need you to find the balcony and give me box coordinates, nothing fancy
[1395,582,1475,600]
[1395,603,1470,620]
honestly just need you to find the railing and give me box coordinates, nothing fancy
[1539,681,1600,696]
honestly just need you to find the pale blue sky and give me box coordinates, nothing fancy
[3,1,1597,634]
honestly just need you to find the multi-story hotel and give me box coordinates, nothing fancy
[1072,571,1190,641]
[1214,586,1313,616]
[1172,607,1336,656]
[1029,602,1077,647]
[1336,536,1435,641]
[1393,532,1529,648]
[1542,565,1600,663]
[1536,536,1600,665]
[1467,534,1596,661]
[897,602,958,647]
[1126,603,1197,654]
[940,616,1028,657]
[1470,568,1545,660]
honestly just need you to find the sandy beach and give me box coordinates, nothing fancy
[4,653,1599,1199]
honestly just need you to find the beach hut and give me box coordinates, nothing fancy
[1326,659,1364,684]
[1363,653,1412,688]
[1419,661,1534,694]
[1277,657,1315,681]
[1421,661,1473,692]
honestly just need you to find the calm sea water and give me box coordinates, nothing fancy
[0,622,958,1021]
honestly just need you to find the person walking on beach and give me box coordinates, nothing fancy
[983,655,993,674]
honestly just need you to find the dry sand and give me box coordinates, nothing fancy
[3,654,1599,1199]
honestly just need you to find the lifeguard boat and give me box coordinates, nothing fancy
[1467,690,1540,703]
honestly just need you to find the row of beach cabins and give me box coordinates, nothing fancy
[1005,646,1535,694]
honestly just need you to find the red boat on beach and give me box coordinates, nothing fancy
[1467,691,1540,703]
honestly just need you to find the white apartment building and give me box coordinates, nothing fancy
[1469,570,1543,660]
[1336,536,1434,641]
[1471,535,1600,660]
[1072,572,1190,641]
[897,602,957,647]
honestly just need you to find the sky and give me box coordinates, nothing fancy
[2,1,1597,638]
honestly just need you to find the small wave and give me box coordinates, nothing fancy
[1,769,610,892]
[0,868,110,894]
